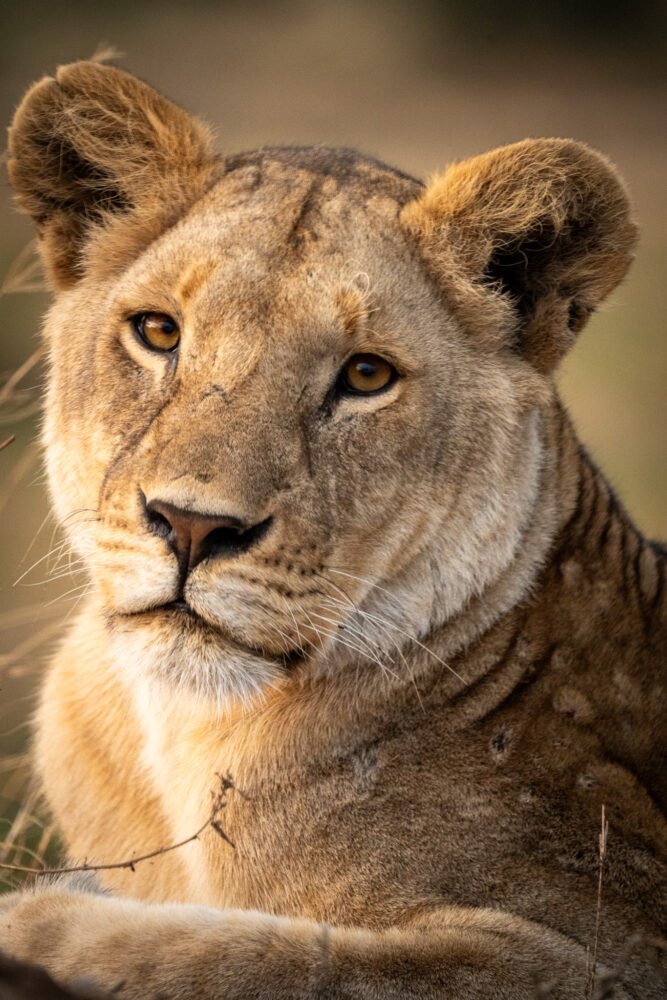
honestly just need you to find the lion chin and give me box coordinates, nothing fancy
[108,604,294,706]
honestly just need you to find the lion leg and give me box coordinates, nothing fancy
[0,886,619,1000]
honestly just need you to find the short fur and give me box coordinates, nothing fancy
[1,61,664,998]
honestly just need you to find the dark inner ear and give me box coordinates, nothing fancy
[32,138,130,224]
[482,220,589,339]
[401,138,636,373]
[9,61,219,288]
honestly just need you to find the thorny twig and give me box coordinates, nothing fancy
[0,773,241,878]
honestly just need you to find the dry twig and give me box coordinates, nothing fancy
[0,773,240,878]
[585,804,609,999]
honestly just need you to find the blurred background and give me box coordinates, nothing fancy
[1,0,665,878]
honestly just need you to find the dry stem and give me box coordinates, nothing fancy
[585,803,609,999]
[0,348,44,409]
[0,773,240,878]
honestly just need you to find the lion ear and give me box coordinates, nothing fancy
[401,139,637,373]
[7,61,218,289]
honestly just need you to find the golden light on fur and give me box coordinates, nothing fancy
[337,285,371,336]
[401,139,637,372]
[0,61,664,1000]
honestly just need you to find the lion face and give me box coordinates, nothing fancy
[9,64,634,704]
[40,159,541,701]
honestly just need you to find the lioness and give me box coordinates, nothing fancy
[0,61,664,999]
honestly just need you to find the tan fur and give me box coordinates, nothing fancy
[1,62,664,998]
[401,139,637,371]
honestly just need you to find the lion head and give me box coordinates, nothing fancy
[7,62,635,705]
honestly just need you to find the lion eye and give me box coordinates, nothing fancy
[340,354,396,394]
[131,312,180,352]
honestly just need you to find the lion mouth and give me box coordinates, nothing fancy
[163,599,200,618]
[121,599,307,669]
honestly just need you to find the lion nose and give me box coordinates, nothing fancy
[145,497,272,573]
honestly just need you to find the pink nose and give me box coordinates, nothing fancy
[145,498,271,575]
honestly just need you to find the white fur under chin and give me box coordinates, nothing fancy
[107,620,286,714]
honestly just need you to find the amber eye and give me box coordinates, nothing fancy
[340,354,397,395]
[131,313,180,352]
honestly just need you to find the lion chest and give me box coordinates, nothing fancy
[161,708,662,937]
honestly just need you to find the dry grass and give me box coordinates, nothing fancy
[585,805,609,998]
[0,367,60,885]
[0,681,60,892]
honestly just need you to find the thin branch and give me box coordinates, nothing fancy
[0,773,241,878]
[0,434,15,452]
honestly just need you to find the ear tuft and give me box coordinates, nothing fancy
[7,61,218,288]
[401,139,637,372]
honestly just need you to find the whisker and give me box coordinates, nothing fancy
[263,620,299,656]
[62,587,96,620]
[18,511,54,567]
[326,567,405,609]
[20,566,88,588]
[62,507,100,524]
[13,540,71,586]
[310,569,392,661]
[43,581,93,607]
[315,570,422,674]
[324,568,464,683]
[294,601,389,671]
[311,570,397,662]
[320,594,402,658]
[321,595,425,709]
[277,600,309,657]
[308,609,398,678]
[357,606,463,683]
